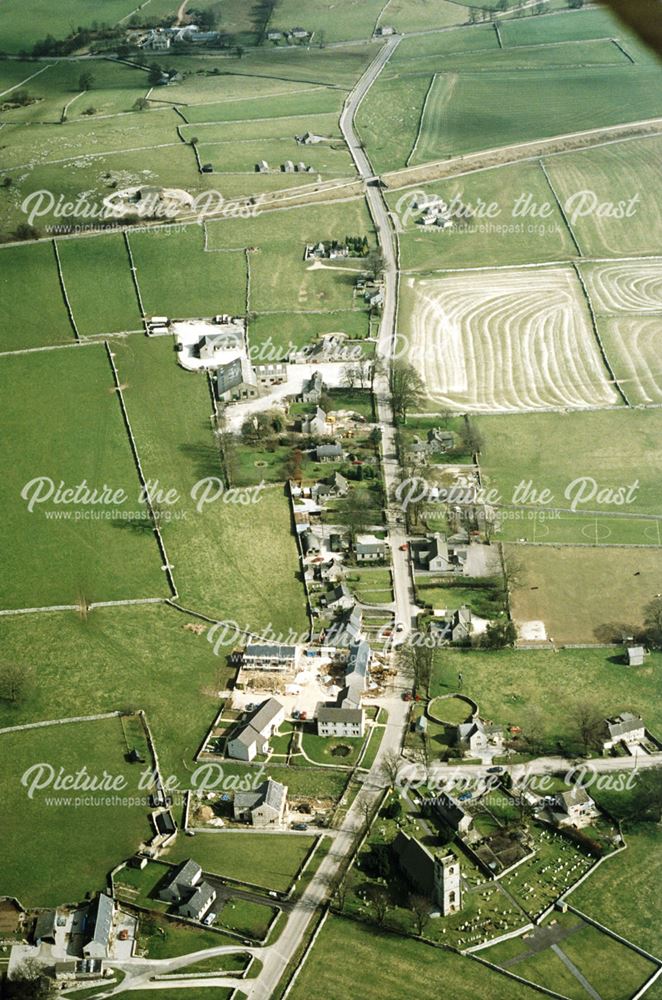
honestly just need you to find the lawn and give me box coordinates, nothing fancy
[300,727,365,767]
[506,543,662,644]
[0,344,166,610]
[0,0,161,52]
[0,241,74,351]
[136,911,236,960]
[477,409,662,519]
[289,915,544,1000]
[0,717,153,907]
[570,823,662,955]
[429,646,662,751]
[165,832,315,892]
[249,310,371,358]
[56,233,143,336]
[381,0,467,33]
[558,921,656,1000]
[180,87,344,124]
[112,334,308,631]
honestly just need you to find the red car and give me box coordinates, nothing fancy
[399,543,408,551]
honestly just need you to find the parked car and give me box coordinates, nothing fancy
[203,913,216,926]
[487,765,504,774]
[292,822,309,831]
[399,543,408,551]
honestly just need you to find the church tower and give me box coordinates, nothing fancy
[433,853,462,915]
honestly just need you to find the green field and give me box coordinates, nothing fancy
[0,0,168,52]
[0,717,152,906]
[166,832,315,892]
[0,344,165,609]
[268,0,385,42]
[289,915,543,1000]
[179,86,344,124]
[0,242,74,351]
[570,824,662,955]
[57,234,143,335]
[430,646,662,749]
[0,603,235,787]
[543,135,662,257]
[478,409,662,520]
[112,334,307,630]
[381,0,467,33]
[390,160,577,270]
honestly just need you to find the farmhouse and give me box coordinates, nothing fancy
[316,442,344,463]
[552,788,599,828]
[316,704,365,738]
[354,534,388,563]
[313,472,349,502]
[34,910,57,945]
[420,533,468,574]
[375,25,395,36]
[296,132,325,145]
[301,407,330,437]
[255,362,288,387]
[432,606,473,643]
[324,582,354,611]
[393,832,462,915]
[325,605,363,648]
[178,881,216,921]
[243,644,297,670]
[226,697,285,762]
[301,370,325,403]
[601,712,646,752]
[341,639,371,708]
[457,718,504,757]
[233,778,288,827]
[159,859,202,904]
[82,894,114,960]
[429,792,473,835]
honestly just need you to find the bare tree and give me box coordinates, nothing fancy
[571,701,605,756]
[390,361,424,425]
[410,894,431,936]
[379,749,402,789]
[0,663,34,705]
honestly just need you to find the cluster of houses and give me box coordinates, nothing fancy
[266,27,312,43]
[304,236,369,261]
[415,196,454,230]
[133,25,221,50]
[406,426,456,463]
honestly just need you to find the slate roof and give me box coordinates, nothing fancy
[245,644,296,660]
[317,706,364,724]
[606,712,644,739]
[235,777,287,813]
[87,894,113,949]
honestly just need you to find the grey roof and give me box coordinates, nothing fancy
[235,777,287,813]
[317,706,364,724]
[316,443,343,458]
[355,537,385,554]
[346,640,370,681]
[326,605,362,647]
[558,787,592,809]
[393,831,435,893]
[250,697,284,733]
[171,858,202,890]
[245,644,296,660]
[458,719,502,740]
[627,646,645,664]
[34,910,57,942]
[230,723,261,749]
[182,881,215,915]
[432,792,470,830]
[327,582,352,605]
[88,894,113,948]
[606,713,643,739]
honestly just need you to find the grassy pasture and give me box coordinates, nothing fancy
[165,833,315,892]
[355,73,434,173]
[0,0,159,52]
[0,717,152,907]
[0,603,236,787]
[598,317,662,407]
[398,37,630,76]
[112,335,307,631]
[57,233,142,335]
[390,160,577,270]
[570,823,662,955]
[477,410,662,518]
[506,544,662,644]
[430,646,662,747]
[289,915,543,1000]
[269,0,385,42]
[0,344,166,610]
[179,113,343,144]
[129,226,247,318]
[380,0,467,33]
[180,86,344,124]
[500,8,624,46]
[196,137,354,176]
[249,309,370,356]
[410,65,662,163]
[0,241,74,350]
[392,23,498,60]
[543,135,662,257]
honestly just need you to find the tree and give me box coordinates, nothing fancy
[79,71,95,91]
[147,62,163,85]
[367,883,389,925]
[479,619,517,649]
[13,222,40,241]
[365,247,386,281]
[390,361,424,425]
[379,749,402,788]
[0,663,34,705]
[133,97,150,111]
[643,597,662,648]
[383,798,402,820]
[571,701,605,756]
[235,44,245,58]
[7,960,56,1000]
[410,894,431,936]
[459,417,483,455]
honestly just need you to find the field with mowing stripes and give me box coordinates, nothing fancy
[401,267,618,412]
